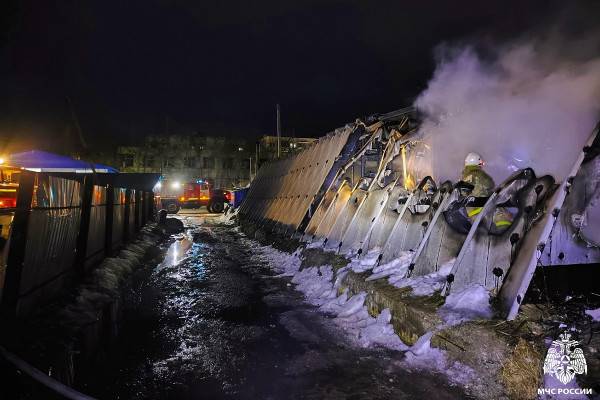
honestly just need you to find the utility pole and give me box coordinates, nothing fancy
[255,141,260,170]
[249,157,253,181]
[66,96,88,156]
[276,104,281,159]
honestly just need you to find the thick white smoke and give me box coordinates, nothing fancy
[414,39,600,184]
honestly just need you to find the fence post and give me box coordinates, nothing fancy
[74,175,94,274]
[1,171,35,317]
[123,189,131,242]
[105,184,114,256]
[134,190,141,231]
[147,192,155,221]
[141,191,147,226]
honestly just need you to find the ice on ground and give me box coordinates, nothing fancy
[389,258,455,296]
[439,284,493,325]
[366,251,413,281]
[585,307,600,321]
[158,236,193,270]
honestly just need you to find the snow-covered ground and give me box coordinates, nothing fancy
[585,307,600,321]
[250,242,483,386]
[345,250,478,309]
[439,284,493,325]
[389,258,455,296]
[215,207,239,225]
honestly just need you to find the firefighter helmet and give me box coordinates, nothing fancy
[465,152,483,167]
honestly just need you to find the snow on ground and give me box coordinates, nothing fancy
[306,238,326,249]
[333,297,408,351]
[252,241,481,387]
[215,207,239,225]
[389,258,455,296]
[366,251,413,281]
[291,265,338,306]
[346,248,382,273]
[251,244,302,276]
[347,251,457,299]
[400,332,475,385]
[253,244,407,351]
[585,307,600,321]
[439,284,493,325]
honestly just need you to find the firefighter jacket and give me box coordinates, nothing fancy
[461,165,495,197]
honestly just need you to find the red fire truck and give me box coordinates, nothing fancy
[0,167,19,209]
[156,179,230,213]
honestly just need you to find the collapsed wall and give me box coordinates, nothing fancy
[239,108,600,320]
[239,123,364,232]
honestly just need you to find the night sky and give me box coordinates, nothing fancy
[0,0,593,153]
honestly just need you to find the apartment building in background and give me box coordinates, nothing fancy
[257,135,318,166]
[116,134,254,188]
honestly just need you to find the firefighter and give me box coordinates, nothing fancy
[462,152,494,197]
[462,152,494,221]
[462,152,513,231]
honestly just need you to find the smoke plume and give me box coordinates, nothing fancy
[414,34,600,184]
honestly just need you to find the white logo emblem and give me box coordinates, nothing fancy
[543,332,587,385]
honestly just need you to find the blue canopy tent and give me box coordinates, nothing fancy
[6,150,118,173]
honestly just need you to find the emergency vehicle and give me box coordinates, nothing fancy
[156,178,230,213]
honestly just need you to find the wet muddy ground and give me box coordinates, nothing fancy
[79,216,468,399]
